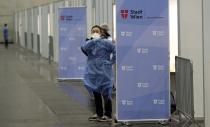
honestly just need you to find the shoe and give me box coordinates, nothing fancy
[112,86,116,92]
[112,86,116,94]
[88,114,100,121]
[97,116,112,122]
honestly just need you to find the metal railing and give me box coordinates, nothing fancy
[174,56,201,127]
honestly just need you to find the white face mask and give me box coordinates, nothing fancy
[91,33,101,39]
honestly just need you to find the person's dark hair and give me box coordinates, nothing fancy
[4,24,7,27]
[103,30,111,38]
[91,25,102,33]
[100,28,111,39]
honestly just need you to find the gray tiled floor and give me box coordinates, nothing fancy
[0,44,204,127]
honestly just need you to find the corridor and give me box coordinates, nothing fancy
[0,44,203,127]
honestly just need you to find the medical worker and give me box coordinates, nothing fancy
[81,25,116,122]
[2,24,9,48]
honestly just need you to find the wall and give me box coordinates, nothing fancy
[15,0,60,10]
[0,1,15,42]
[94,0,114,37]
[178,0,204,118]
[203,0,210,126]
[0,0,64,43]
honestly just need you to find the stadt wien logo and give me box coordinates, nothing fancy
[121,10,129,19]
[120,9,144,20]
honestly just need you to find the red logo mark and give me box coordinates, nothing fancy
[60,16,65,21]
[121,10,128,19]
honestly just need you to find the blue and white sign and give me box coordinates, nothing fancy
[116,0,170,121]
[58,7,86,79]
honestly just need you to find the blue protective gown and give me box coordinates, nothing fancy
[81,38,116,98]
[3,27,8,41]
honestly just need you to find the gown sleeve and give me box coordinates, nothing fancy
[81,40,94,56]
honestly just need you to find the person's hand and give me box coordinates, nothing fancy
[112,39,116,44]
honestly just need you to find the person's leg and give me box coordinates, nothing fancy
[97,94,112,122]
[4,39,6,48]
[93,92,103,117]
[5,39,8,48]
[103,95,112,118]
[88,92,103,121]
